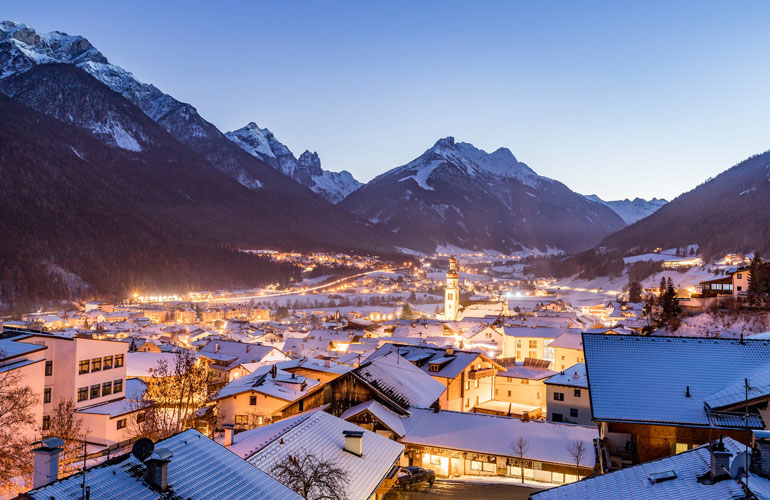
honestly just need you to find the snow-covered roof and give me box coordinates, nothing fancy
[126,351,190,377]
[549,332,584,350]
[532,438,752,500]
[354,351,446,410]
[276,357,353,376]
[584,334,770,427]
[705,364,770,410]
[400,408,597,467]
[247,411,404,500]
[366,343,498,380]
[199,340,283,365]
[228,409,323,459]
[25,429,301,500]
[214,365,320,402]
[498,364,556,380]
[340,400,407,437]
[502,326,566,339]
[546,363,588,388]
[76,397,145,418]
[0,338,46,359]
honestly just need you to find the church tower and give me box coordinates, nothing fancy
[444,255,460,321]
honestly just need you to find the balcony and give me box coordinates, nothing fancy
[468,367,496,380]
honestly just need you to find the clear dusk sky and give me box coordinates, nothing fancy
[7,1,770,200]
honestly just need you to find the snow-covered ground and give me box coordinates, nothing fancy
[662,310,770,338]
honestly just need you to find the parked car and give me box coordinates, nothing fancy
[396,466,436,490]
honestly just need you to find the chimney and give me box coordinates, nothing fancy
[755,431,770,477]
[246,344,250,353]
[271,364,278,379]
[223,424,234,447]
[31,437,64,488]
[432,401,441,413]
[446,347,455,356]
[146,448,173,492]
[710,438,731,481]
[214,342,219,353]
[343,430,364,457]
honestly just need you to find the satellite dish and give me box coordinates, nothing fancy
[132,438,154,462]
[731,451,750,479]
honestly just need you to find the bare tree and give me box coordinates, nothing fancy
[131,349,210,441]
[0,361,37,495]
[567,440,586,478]
[43,399,87,476]
[270,451,350,500]
[512,435,530,484]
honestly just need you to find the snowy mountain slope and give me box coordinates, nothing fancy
[226,122,362,203]
[0,21,398,254]
[341,137,626,254]
[584,195,667,225]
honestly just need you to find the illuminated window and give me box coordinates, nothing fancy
[235,415,248,426]
[113,379,123,393]
[103,356,113,370]
[529,340,537,348]
[91,358,101,372]
[471,460,482,470]
[77,387,88,402]
[116,419,126,430]
[114,354,124,368]
[430,455,441,465]
[90,384,100,399]
[482,462,495,472]
[574,389,581,397]
[552,472,564,484]
[674,443,688,454]
[79,360,90,374]
[102,382,112,396]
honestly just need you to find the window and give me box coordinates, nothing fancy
[103,356,113,370]
[552,472,564,484]
[674,442,688,454]
[507,390,511,397]
[45,361,53,376]
[114,354,124,368]
[116,418,126,430]
[482,462,496,472]
[570,408,579,418]
[235,415,248,426]
[43,388,51,404]
[561,355,565,360]
[466,381,470,390]
[79,360,90,374]
[77,387,88,402]
[554,392,564,401]
[516,340,522,348]
[552,413,563,422]
[250,395,257,406]
[90,384,100,399]
[102,381,112,396]
[495,388,498,396]
[574,389,581,398]
[521,379,529,385]
[42,415,50,431]
[465,399,469,408]
[516,351,521,359]
[471,460,482,471]
[528,350,536,359]
[91,358,101,372]
[113,379,123,393]
[737,273,743,279]
[474,379,479,389]
[430,455,441,465]
[529,340,537,348]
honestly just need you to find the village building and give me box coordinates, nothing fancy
[365,344,503,412]
[396,408,596,483]
[23,429,301,499]
[485,359,555,419]
[531,436,770,500]
[0,337,46,443]
[198,340,290,385]
[501,326,565,363]
[229,409,404,500]
[544,363,591,426]
[584,333,770,469]
[214,364,321,428]
[549,332,584,371]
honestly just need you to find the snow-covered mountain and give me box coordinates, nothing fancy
[225,122,362,203]
[584,195,667,225]
[340,137,626,254]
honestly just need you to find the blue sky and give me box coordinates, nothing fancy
[7,1,770,200]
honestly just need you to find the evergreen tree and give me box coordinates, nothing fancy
[627,280,643,303]
[748,251,763,305]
